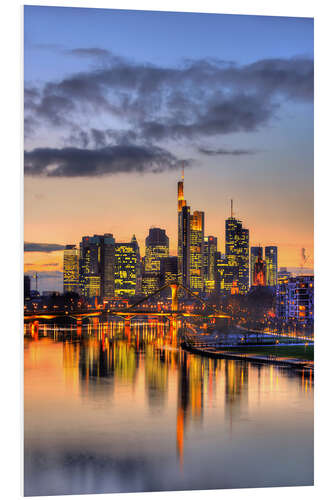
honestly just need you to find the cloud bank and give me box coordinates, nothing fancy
[24,242,66,252]
[24,51,313,177]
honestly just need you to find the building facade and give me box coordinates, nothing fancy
[189,211,205,292]
[265,246,278,286]
[63,244,79,293]
[276,275,314,326]
[145,228,169,273]
[203,236,217,291]
[214,252,238,294]
[250,246,266,286]
[160,256,179,286]
[225,212,249,294]
[114,242,138,297]
[79,234,116,300]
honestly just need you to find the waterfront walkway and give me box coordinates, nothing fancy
[181,332,314,371]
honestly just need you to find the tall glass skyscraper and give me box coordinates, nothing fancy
[250,246,262,286]
[114,242,138,297]
[251,246,266,286]
[214,251,238,294]
[203,236,217,290]
[79,234,116,300]
[100,234,116,300]
[145,228,169,273]
[177,172,205,290]
[160,256,179,286]
[189,211,205,292]
[265,246,278,286]
[225,206,249,294]
[63,244,79,293]
[177,172,190,287]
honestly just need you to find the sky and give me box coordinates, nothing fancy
[24,6,314,291]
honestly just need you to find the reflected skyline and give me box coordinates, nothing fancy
[24,319,313,495]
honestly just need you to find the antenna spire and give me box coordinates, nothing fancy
[230,199,233,218]
[182,161,184,181]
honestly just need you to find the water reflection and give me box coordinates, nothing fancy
[24,318,313,496]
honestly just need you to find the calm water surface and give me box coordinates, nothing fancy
[24,319,313,496]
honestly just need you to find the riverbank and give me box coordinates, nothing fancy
[181,340,314,371]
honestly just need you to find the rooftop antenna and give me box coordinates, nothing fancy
[230,199,234,218]
[182,161,184,181]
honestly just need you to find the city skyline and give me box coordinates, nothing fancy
[24,6,314,290]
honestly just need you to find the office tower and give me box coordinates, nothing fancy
[79,235,101,297]
[63,244,79,293]
[214,252,238,294]
[177,171,204,290]
[203,236,217,291]
[189,211,205,292]
[100,234,116,300]
[178,204,191,288]
[250,247,261,286]
[142,228,169,295]
[265,246,278,286]
[145,228,169,272]
[131,234,141,294]
[225,202,249,294]
[160,256,179,286]
[177,170,190,288]
[251,246,266,286]
[85,274,101,299]
[114,242,138,297]
[24,275,31,299]
[79,234,116,300]
[141,274,161,296]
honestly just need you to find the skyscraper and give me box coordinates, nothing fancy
[142,228,169,295]
[250,247,261,286]
[79,234,116,300]
[114,242,138,297]
[203,236,217,290]
[214,252,238,294]
[63,244,79,293]
[177,170,190,287]
[177,170,205,290]
[189,211,205,292]
[225,202,249,294]
[100,234,116,300]
[145,228,169,273]
[251,246,266,286]
[160,256,179,286]
[131,234,141,294]
[265,246,278,286]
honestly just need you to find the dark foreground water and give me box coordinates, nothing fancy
[24,320,313,496]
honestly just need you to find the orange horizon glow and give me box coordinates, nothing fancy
[24,169,313,274]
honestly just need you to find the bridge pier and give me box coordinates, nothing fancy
[76,318,82,336]
[124,317,131,339]
[170,284,179,312]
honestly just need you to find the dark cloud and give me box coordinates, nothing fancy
[24,145,190,177]
[25,54,313,144]
[67,47,112,58]
[24,242,66,253]
[198,147,259,156]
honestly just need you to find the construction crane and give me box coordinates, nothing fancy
[300,248,310,269]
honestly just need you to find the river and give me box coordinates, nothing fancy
[24,319,313,496]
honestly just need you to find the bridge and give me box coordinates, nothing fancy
[24,282,231,323]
